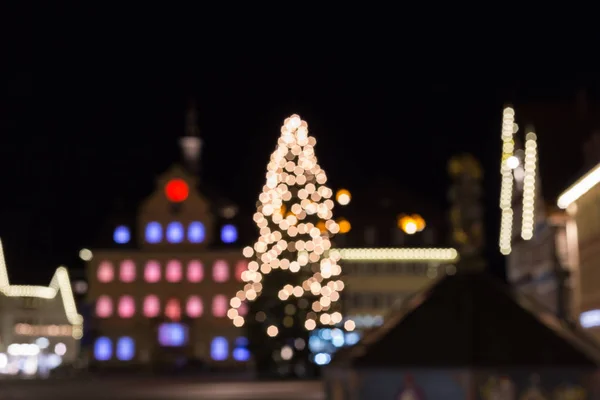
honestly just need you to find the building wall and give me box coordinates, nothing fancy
[507,220,570,317]
[573,183,600,330]
[0,294,79,365]
[342,260,454,330]
[86,250,248,367]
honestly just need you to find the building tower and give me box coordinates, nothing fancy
[179,101,203,175]
[447,153,485,270]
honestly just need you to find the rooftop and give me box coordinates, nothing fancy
[334,271,600,369]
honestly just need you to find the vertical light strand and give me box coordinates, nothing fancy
[499,107,516,254]
[521,131,537,240]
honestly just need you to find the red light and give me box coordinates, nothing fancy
[165,298,181,321]
[165,179,189,202]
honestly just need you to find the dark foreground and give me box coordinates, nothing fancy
[0,378,324,399]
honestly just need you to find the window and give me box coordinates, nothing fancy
[235,261,247,281]
[119,260,136,282]
[97,261,114,283]
[187,222,205,243]
[580,309,600,328]
[165,298,181,321]
[166,260,182,282]
[113,225,131,244]
[144,260,161,283]
[145,222,162,244]
[233,337,250,362]
[94,337,112,361]
[187,260,204,282]
[22,297,41,309]
[212,260,230,283]
[212,295,227,317]
[143,295,160,318]
[210,337,228,361]
[186,296,203,318]
[158,323,188,347]
[220,224,238,243]
[118,295,135,318]
[116,337,135,361]
[96,296,113,318]
[166,222,184,244]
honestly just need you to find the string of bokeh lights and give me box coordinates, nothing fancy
[228,114,354,334]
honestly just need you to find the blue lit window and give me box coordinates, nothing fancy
[314,352,331,366]
[145,222,162,244]
[113,226,131,244]
[210,337,228,361]
[220,225,238,244]
[94,337,112,361]
[166,222,184,244]
[158,323,188,347]
[233,337,250,362]
[116,337,135,361]
[345,332,360,346]
[187,222,205,243]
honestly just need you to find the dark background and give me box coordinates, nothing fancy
[2,6,600,283]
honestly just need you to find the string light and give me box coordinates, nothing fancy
[557,163,600,209]
[229,114,351,333]
[337,248,458,262]
[335,189,351,206]
[499,107,517,255]
[0,239,83,338]
[521,131,537,240]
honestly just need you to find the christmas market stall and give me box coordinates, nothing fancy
[324,271,600,399]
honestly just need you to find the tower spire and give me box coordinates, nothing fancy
[179,100,202,174]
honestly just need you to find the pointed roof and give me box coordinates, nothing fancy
[0,238,83,328]
[336,271,600,369]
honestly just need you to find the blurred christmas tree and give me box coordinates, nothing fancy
[228,114,349,377]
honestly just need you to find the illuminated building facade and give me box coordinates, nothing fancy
[86,107,251,368]
[306,248,458,365]
[0,239,83,376]
[339,248,458,329]
[305,184,458,363]
[558,161,600,341]
[333,183,455,328]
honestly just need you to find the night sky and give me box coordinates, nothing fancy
[3,8,600,284]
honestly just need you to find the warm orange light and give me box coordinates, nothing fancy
[165,179,189,203]
[335,189,351,205]
[316,220,327,233]
[398,214,425,235]
[337,219,351,234]
[412,214,426,232]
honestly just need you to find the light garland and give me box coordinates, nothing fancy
[337,248,458,262]
[521,131,538,240]
[557,162,600,209]
[228,114,350,333]
[0,238,83,338]
[14,323,73,337]
[499,107,517,255]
